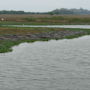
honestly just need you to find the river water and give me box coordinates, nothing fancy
[6,25,90,29]
[0,36,90,90]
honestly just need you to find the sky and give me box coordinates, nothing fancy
[0,0,90,12]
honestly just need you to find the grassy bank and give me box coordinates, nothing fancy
[0,26,90,53]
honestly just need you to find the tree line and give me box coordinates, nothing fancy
[0,8,90,15]
[49,8,90,15]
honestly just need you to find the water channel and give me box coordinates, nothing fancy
[6,25,90,29]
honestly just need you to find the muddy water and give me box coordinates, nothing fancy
[0,36,90,90]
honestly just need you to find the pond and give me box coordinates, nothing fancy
[0,36,90,90]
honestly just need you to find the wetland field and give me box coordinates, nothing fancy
[1,14,90,25]
[0,26,90,53]
[0,14,90,53]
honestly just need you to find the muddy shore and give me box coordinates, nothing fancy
[0,30,87,41]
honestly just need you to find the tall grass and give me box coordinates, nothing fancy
[1,14,90,25]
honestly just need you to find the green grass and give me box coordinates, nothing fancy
[0,21,65,25]
[0,39,50,53]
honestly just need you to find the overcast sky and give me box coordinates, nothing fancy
[0,0,90,12]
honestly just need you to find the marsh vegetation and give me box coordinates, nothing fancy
[1,14,90,25]
[0,14,90,53]
[0,26,90,53]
